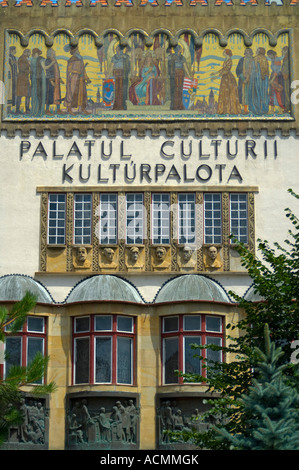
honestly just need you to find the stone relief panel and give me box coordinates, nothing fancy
[156,395,216,449]
[66,396,139,449]
[4,28,292,122]
[4,396,49,449]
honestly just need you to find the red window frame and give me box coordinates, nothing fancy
[72,314,136,385]
[161,314,224,385]
[1,316,47,383]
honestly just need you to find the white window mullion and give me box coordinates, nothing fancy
[126,193,144,244]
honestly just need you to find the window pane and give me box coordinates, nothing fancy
[184,315,201,331]
[206,336,222,364]
[117,316,133,333]
[230,194,248,243]
[48,194,66,245]
[206,316,222,332]
[95,337,112,383]
[204,193,222,244]
[178,193,195,244]
[27,337,44,384]
[5,337,21,377]
[27,317,44,333]
[163,316,179,333]
[184,336,201,377]
[152,193,170,244]
[74,194,92,245]
[95,315,112,331]
[126,193,144,244]
[74,337,90,384]
[117,337,133,384]
[100,193,117,244]
[164,337,179,384]
[27,337,43,364]
[75,317,90,333]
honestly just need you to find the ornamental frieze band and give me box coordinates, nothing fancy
[3,28,293,122]
[1,0,299,7]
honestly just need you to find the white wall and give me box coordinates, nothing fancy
[1,130,298,302]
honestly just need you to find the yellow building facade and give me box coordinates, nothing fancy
[0,274,243,450]
[0,0,299,451]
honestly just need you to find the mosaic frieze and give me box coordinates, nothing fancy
[3,28,293,122]
[0,1,297,8]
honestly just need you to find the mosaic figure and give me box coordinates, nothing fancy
[110,45,130,110]
[4,30,292,120]
[211,49,241,115]
[129,51,160,106]
[64,44,91,115]
[30,48,47,116]
[236,48,254,114]
[45,48,63,115]
[16,49,31,114]
[248,47,270,115]
[7,46,17,112]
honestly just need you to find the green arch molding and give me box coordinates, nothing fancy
[5,26,290,47]
[3,26,294,121]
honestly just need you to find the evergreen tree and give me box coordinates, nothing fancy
[215,325,299,450]
[175,190,299,449]
[0,292,56,445]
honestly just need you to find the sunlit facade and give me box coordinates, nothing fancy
[0,0,298,450]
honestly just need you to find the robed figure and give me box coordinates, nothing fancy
[64,45,90,115]
[248,47,270,115]
[211,49,241,115]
